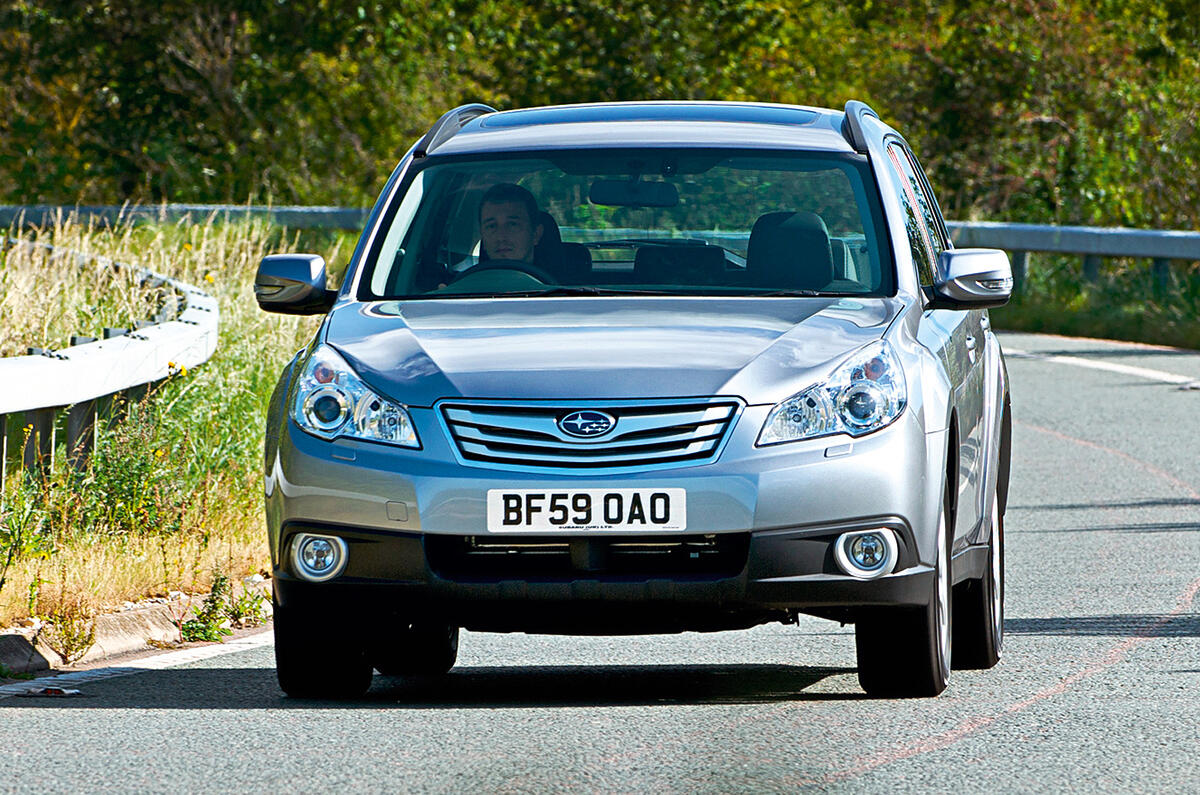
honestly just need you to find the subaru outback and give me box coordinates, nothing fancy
[255,100,1013,699]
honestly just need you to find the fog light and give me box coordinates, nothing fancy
[291,533,348,582]
[834,528,897,580]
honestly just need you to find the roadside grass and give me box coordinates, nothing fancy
[991,254,1200,350]
[0,215,353,629]
[1,224,159,357]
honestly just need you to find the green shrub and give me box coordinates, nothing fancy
[181,568,232,643]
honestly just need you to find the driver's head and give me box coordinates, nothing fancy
[479,183,543,264]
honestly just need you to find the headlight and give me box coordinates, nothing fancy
[291,344,419,448]
[757,340,906,446]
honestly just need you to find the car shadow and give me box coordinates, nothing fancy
[1018,521,1200,534]
[1006,614,1200,638]
[1014,346,1197,360]
[1010,498,1200,512]
[0,663,865,710]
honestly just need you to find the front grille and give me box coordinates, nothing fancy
[426,534,750,581]
[439,399,740,471]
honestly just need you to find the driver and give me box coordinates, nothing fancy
[478,183,544,265]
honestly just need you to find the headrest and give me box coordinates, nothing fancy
[746,211,835,290]
[534,236,592,284]
[537,211,561,245]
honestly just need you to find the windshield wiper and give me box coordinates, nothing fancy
[753,289,869,297]
[400,287,678,299]
[520,286,679,297]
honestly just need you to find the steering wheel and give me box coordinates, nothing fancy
[457,258,558,284]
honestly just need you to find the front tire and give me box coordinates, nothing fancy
[952,496,1004,669]
[856,488,952,698]
[274,600,373,699]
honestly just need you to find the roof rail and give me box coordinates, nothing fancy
[841,100,879,154]
[413,103,498,158]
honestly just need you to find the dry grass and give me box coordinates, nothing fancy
[2,208,343,354]
[0,494,266,628]
[0,228,157,357]
[1,214,350,629]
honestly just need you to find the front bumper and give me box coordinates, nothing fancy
[266,403,945,632]
[274,521,934,633]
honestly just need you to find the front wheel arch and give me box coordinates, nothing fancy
[944,411,960,537]
[996,395,1012,517]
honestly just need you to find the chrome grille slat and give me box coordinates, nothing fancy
[453,423,723,452]
[443,408,563,436]
[443,405,734,438]
[452,424,562,445]
[440,399,740,471]
[610,418,727,443]
[458,437,720,464]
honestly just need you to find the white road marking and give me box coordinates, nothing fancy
[1006,347,1200,387]
[0,631,274,699]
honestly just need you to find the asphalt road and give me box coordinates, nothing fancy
[2,331,1198,793]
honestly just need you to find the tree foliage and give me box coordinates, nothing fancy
[1,0,1197,227]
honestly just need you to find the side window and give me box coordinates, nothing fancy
[899,147,949,256]
[886,143,936,286]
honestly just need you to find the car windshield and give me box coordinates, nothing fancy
[361,149,894,299]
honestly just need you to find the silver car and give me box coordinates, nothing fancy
[256,100,1013,699]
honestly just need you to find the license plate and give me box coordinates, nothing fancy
[486,488,686,532]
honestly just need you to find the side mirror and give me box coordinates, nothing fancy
[254,254,337,315]
[929,249,1013,309]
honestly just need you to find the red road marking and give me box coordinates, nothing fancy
[788,419,1200,785]
[793,575,1200,786]
[1017,420,1200,499]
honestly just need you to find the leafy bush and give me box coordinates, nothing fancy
[0,1,1196,232]
[180,569,232,643]
[82,399,188,537]
[0,482,51,611]
[992,253,1200,349]
[226,581,269,629]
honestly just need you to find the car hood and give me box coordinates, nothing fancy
[326,297,903,406]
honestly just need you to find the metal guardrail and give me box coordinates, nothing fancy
[5,205,1197,289]
[0,240,219,486]
[945,221,1200,288]
[0,204,367,231]
[3,201,1197,328]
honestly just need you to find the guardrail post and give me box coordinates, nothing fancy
[1010,251,1028,293]
[1152,258,1171,291]
[124,383,149,409]
[62,335,100,471]
[97,392,115,423]
[0,412,7,489]
[66,401,97,472]
[1083,254,1102,283]
[100,328,132,421]
[22,407,56,481]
